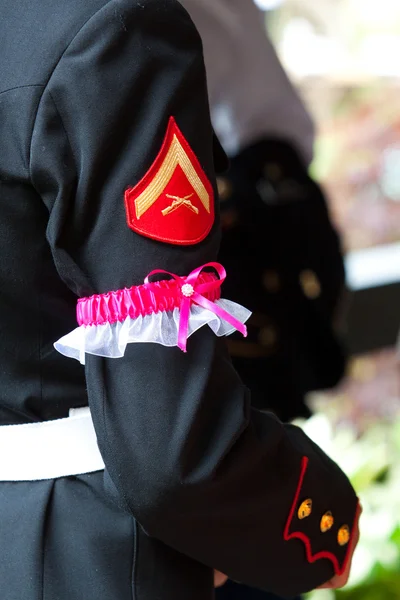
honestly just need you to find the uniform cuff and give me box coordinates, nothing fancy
[284,456,360,576]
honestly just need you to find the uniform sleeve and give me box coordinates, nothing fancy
[30,0,359,596]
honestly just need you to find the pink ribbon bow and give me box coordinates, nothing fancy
[145,262,247,352]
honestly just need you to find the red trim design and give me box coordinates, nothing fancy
[124,117,215,246]
[284,457,359,576]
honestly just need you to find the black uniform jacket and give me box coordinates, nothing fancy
[0,1,358,598]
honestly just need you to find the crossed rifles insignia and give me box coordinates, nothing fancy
[162,194,199,216]
[125,117,215,245]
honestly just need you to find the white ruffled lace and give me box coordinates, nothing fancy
[55,299,251,364]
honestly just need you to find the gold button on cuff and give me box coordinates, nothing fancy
[298,499,312,520]
[338,525,350,546]
[320,511,334,533]
[299,270,321,300]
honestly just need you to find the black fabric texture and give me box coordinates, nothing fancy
[216,580,300,600]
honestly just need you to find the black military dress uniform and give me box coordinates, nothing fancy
[0,1,358,599]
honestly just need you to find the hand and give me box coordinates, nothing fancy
[318,503,362,590]
[214,570,228,588]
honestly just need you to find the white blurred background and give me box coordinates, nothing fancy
[260,2,400,598]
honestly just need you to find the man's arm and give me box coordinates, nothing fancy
[31,0,358,596]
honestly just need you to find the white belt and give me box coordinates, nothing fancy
[0,407,105,482]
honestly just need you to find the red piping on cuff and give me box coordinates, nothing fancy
[284,456,359,576]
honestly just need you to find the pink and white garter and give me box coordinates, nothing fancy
[54,262,251,364]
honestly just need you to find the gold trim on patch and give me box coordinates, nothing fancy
[135,134,210,219]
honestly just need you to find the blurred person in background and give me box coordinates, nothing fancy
[181,0,350,598]
[181,0,347,440]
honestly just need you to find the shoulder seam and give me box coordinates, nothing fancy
[0,84,44,98]
[28,0,116,180]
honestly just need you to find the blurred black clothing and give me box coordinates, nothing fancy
[218,139,347,422]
